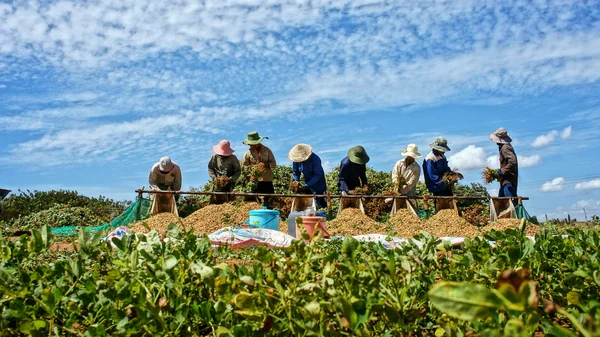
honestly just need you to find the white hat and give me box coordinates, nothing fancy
[401,144,422,158]
[159,156,175,172]
[288,144,313,163]
[489,127,512,144]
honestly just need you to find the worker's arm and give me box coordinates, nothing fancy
[501,146,517,174]
[173,166,182,191]
[149,166,160,190]
[337,160,350,192]
[267,148,277,168]
[425,159,446,193]
[231,156,242,182]
[241,151,251,167]
[305,156,324,189]
[401,165,420,195]
[292,162,301,182]
[207,155,217,180]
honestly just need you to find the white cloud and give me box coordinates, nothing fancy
[572,200,600,209]
[0,84,6,88]
[520,155,542,168]
[561,125,572,140]
[448,145,487,172]
[540,177,565,192]
[486,155,500,169]
[574,179,600,191]
[531,130,559,148]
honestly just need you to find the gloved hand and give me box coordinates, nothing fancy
[341,191,348,196]
[497,169,503,177]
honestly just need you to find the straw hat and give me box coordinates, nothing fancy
[288,144,313,163]
[243,131,268,145]
[213,140,235,156]
[489,127,512,144]
[401,144,422,158]
[429,137,451,152]
[348,146,370,165]
[159,156,175,172]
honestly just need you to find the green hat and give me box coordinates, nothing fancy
[242,131,268,145]
[429,137,451,152]
[348,146,370,165]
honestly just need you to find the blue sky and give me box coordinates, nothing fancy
[1,0,600,220]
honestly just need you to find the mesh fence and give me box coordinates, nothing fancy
[50,197,152,236]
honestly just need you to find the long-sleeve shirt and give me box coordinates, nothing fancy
[292,153,327,193]
[337,156,367,192]
[422,151,451,196]
[499,144,518,188]
[392,159,421,196]
[208,154,241,183]
[149,162,182,191]
[241,145,277,182]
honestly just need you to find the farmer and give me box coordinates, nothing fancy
[208,140,241,193]
[489,127,519,203]
[149,156,182,200]
[392,144,422,197]
[338,146,369,195]
[289,144,328,209]
[422,137,459,196]
[241,131,277,199]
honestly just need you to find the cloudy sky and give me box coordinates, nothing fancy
[1,0,599,221]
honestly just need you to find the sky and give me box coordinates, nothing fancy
[1,0,600,221]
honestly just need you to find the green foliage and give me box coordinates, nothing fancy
[2,225,599,336]
[6,204,105,233]
[272,165,293,194]
[0,189,128,223]
[453,183,491,207]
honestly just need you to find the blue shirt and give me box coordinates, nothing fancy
[337,156,367,192]
[292,153,327,194]
[423,150,452,195]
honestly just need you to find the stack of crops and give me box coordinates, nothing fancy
[426,209,481,237]
[387,209,427,238]
[328,208,385,236]
[129,213,183,236]
[482,219,541,236]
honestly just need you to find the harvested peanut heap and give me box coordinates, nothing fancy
[129,213,183,236]
[426,209,481,237]
[183,202,263,235]
[482,219,542,236]
[328,208,386,236]
[387,209,427,238]
[279,220,289,235]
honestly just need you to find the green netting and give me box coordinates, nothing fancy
[51,197,152,236]
[417,209,435,220]
[515,204,537,224]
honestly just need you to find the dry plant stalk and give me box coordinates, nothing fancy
[442,172,463,187]
[288,181,301,193]
[482,167,500,184]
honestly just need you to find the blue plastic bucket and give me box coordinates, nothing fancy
[245,206,280,230]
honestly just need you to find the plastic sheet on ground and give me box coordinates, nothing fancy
[101,226,131,248]
[209,227,296,249]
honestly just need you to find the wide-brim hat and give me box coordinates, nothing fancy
[348,145,370,165]
[401,144,422,158]
[429,137,451,152]
[159,156,175,172]
[243,131,268,145]
[213,140,235,156]
[489,127,512,144]
[288,144,313,163]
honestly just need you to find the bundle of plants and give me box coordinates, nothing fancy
[213,176,231,190]
[288,181,301,193]
[482,167,500,184]
[394,176,407,192]
[363,189,398,220]
[442,171,464,187]
[349,184,372,195]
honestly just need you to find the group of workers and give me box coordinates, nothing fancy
[149,128,519,206]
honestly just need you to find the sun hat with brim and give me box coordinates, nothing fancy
[243,131,268,145]
[401,144,422,158]
[348,146,370,165]
[288,144,313,163]
[159,156,175,172]
[489,127,512,144]
[213,140,235,156]
[429,137,451,152]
